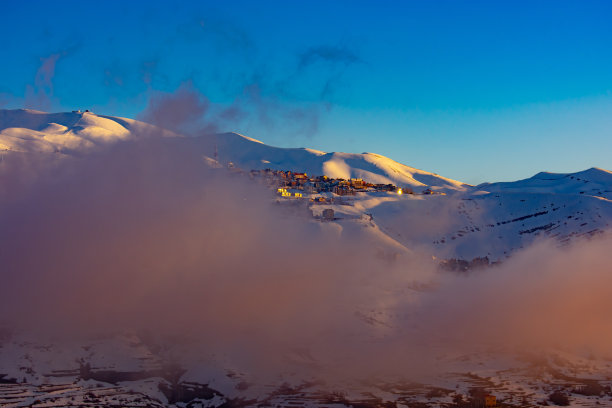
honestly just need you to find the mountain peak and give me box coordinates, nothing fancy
[210,130,465,190]
[476,166,612,199]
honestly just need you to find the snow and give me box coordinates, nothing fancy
[0,109,466,192]
[321,156,351,179]
[0,109,179,157]
[0,109,130,155]
[475,167,612,200]
[2,108,612,262]
[1,103,612,402]
[211,132,468,191]
[360,189,612,260]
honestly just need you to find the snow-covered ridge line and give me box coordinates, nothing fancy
[2,108,612,196]
[212,132,468,192]
[0,109,467,192]
[474,166,612,200]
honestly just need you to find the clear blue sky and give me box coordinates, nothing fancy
[2,0,612,184]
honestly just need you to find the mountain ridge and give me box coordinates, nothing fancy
[0,109,466,191]
[2,108,610,195]
[2,108,612,261]
[474,166,612,200]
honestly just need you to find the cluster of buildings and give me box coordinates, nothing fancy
[249,169,411,200]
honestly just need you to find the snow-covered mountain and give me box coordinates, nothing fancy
[0,109,138,155]
[1,108,611,262]
[475,167,612,200]
[362,186,612,261]
[0,109,466,191]
[3,108,612,407]
[212,132,467,191]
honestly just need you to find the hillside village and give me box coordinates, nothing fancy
[246,168,445,201]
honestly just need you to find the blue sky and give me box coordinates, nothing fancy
[1,0,611,183]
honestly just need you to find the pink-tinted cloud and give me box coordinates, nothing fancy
[24,53,61,111]
[137,82,214,136]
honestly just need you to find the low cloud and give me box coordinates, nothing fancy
[24,53,61,111]
[137,82,214,136]
[1,130,612,386]
[21,43,80,111]
[0,135,425,382]
[97,16,364,140]
[136,81,322,141]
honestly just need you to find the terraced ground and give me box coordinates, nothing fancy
[0,382,166,408]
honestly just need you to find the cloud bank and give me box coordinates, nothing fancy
[1,128,612,387]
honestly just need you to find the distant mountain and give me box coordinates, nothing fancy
[475,167,612,200]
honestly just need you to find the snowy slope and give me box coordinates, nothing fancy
[0,109,173,156]
[475,167,612,200]
[212,132,468,191]
[306,165,612,261]
[0,109,467,191]
[0,109,129,154]
[2,108,611,261]
[359,189,612,261]
[3,322,612,407]
[328,166,612,261]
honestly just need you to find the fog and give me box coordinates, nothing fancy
[1,130,612,385]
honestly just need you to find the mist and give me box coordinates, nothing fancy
[1,127,612,387]
[0,133,425,382]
